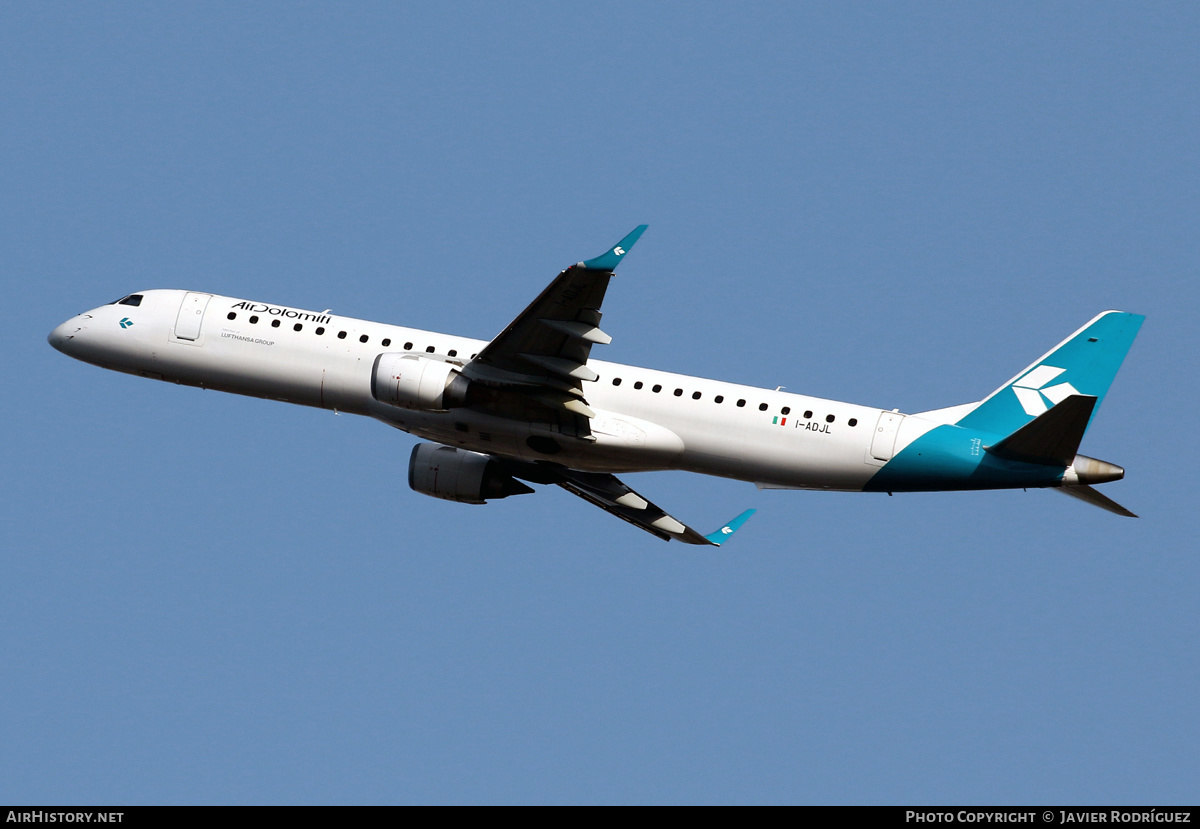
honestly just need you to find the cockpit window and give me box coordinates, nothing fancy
[118,295,143,307]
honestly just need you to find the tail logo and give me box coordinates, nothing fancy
[1011,365,1079,416]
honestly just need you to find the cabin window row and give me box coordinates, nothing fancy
[607,376,858,426]
[224,312,477,358]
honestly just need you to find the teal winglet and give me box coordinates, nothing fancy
[704,508,757,546]
[582,225,648,271]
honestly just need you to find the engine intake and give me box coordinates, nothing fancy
[372,353,470,411]
[407,443,534,504]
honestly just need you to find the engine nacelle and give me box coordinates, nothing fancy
[372,353,469,411]
[407,443,534,504]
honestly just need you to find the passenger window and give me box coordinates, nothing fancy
[272,320,281,328]
[782,407,791,415]
[737,399,746,407]
[404,342,413,350]
[249,316,259,324]
[613,378,622,386]
[360,335,369,343]
[337,331,346,339]
[804,410,812,419]
[381,338,391,347]
[634,381,643,390]
[826,414,835,423]
[315,327,324,335]
[848,418,858,427]
[674,388,683,397]
[227,312,236,320]
[652,384,662,393]
[425,346,435,353]
[714,395,724,403]
[294,323,303,332]
[448,349,457,357]
[758,403,768,411]
[692,391,701,400]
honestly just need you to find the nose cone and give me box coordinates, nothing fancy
[48,319,81,354]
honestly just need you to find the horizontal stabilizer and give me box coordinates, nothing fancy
[986,394,1096,466]
[1058,485,1137,518]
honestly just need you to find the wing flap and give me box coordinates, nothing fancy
[539,319,612,344]
[518,353,600,382]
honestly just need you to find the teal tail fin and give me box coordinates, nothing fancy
[955,311,1144,437]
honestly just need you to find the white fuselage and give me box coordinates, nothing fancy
[50,289,942,492]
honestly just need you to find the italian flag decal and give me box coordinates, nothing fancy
[772,416,787,426]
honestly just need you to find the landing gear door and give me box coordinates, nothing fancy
[174,292,212,341]
[869,411,905,463]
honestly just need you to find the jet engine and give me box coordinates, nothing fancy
[372,353,470,411]
[407,443,534,504]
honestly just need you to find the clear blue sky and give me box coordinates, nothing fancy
[3,2,1197,805]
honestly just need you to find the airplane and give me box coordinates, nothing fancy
[48,226,1144,544]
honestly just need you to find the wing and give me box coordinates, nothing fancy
[554,469,756,546]
[460,226,648,438]
[454,228,756,544]
[487,456,755,546]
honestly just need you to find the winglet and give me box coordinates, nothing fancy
[581,225,649,271]
[703,508,757,546]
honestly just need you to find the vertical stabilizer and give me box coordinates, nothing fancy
[955,311,1143,437]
